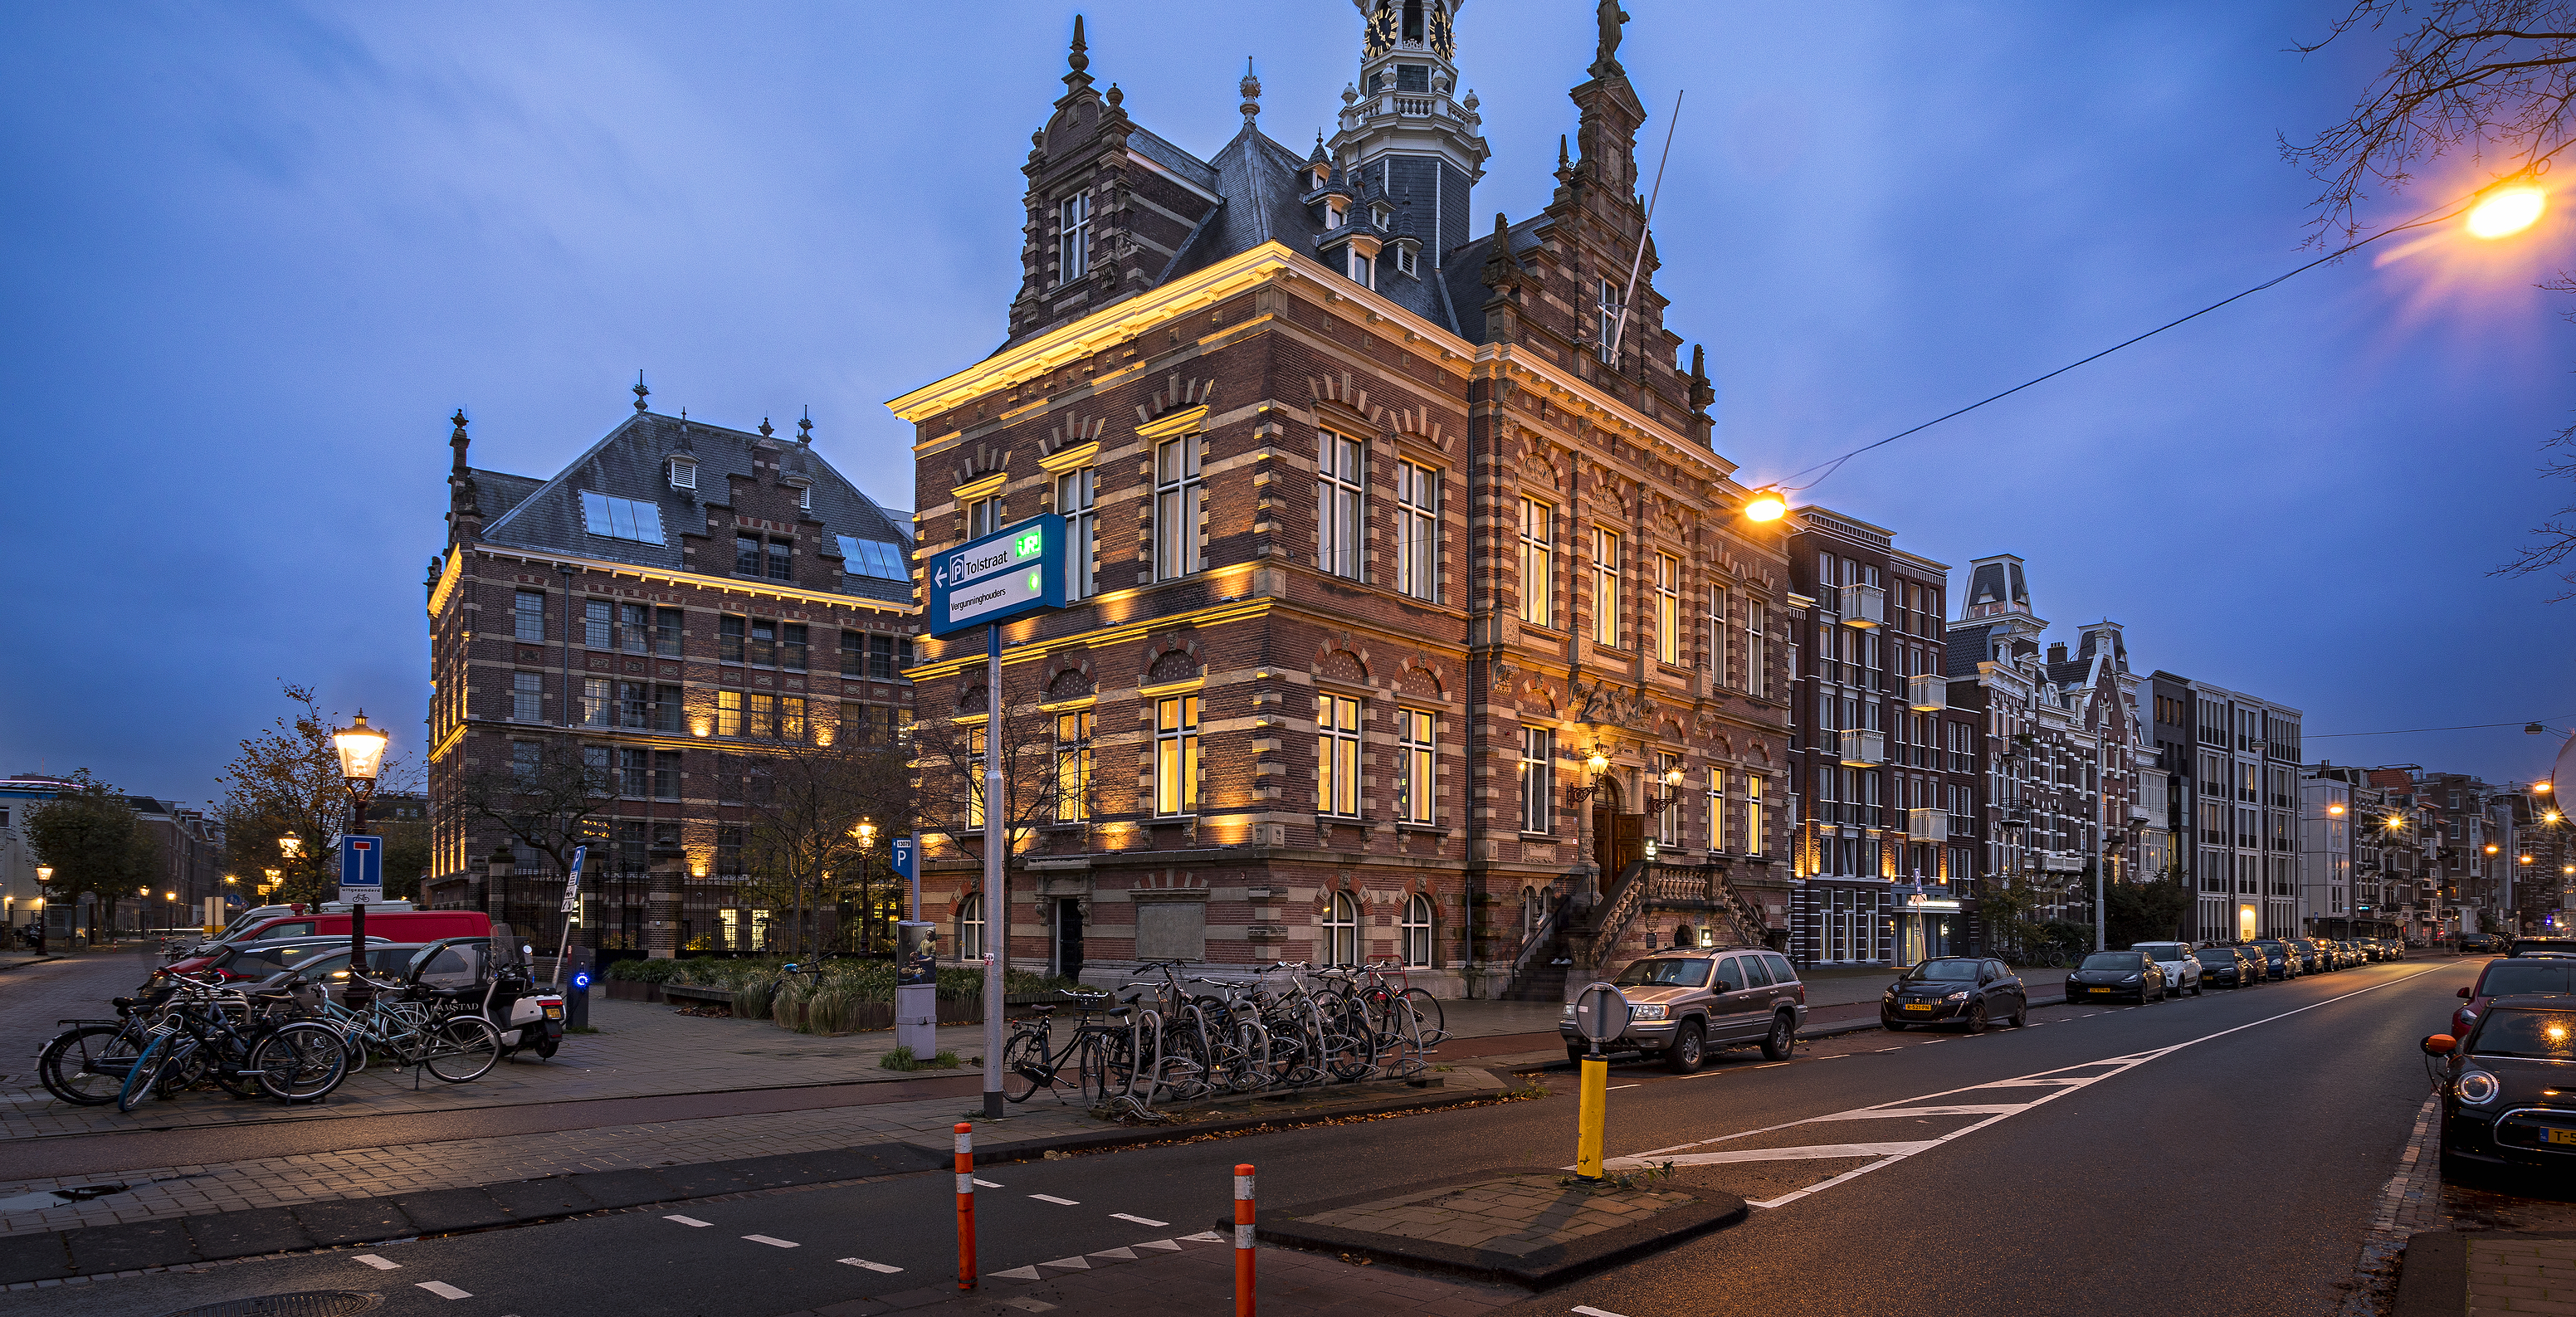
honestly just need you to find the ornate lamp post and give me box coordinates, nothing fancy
[29,866,49,947]
[332,711,390,834]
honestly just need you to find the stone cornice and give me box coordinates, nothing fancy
[460,545,919,620]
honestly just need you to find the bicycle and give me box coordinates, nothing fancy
[322,968,502,1084]
[998,988,1133,1104]
[37,983,182,1106]
[115,977,348,1111]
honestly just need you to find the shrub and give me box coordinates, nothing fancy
[881,1045,918,1071]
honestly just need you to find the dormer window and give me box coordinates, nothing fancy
[668,459,696,490]
[1395,245,1417,277]
[1057,193,1090,284]
[1326,199,1346,229]
[1371,204,1392,229]
[798,484,812,511]
[1346,246,1374,290]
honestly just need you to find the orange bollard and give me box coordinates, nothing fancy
[1233,1163,1256,1317]
[956,1122,976,1290]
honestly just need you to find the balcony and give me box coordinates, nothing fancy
[1907,808,1949,841]
[1907,673,1948,711]
[1839,583,1886,628]
[1838,729,1887,767]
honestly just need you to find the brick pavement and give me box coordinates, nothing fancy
[2471,1237,2576,1315]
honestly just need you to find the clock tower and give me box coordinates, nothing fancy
[1329,0,1486,271]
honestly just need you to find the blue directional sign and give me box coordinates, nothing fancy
[928,515,1066,637]
[339,835,383,905]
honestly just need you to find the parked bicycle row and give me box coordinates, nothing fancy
[33,920,564,1111]
[1001,958,1448,1119]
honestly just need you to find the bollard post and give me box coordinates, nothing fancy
[955,1122,976,1290]
[1575,1050,1609,1180]
[1233,1163,1256,1317]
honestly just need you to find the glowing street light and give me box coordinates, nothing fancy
[1742,490,1788,523]
[2466,185,2546,240]
[278,832,303,861]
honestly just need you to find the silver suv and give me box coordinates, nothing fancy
[1559,947,1807,1072]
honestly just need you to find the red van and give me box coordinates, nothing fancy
[163,910,490,978]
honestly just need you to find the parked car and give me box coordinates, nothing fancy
[2247,939,2301,981]
[1881,958,2027,1032]
[2508,938,2576,958]
[2288,939,2329,973]
[2064,950,2168,1003]
[1560,948,1806,1071]
[2193,946,2260,988]
[2452,956,2576,1037]
[162,910,490,978]
[2325,939,2360,970]
[2130,942,2204,997]
[2423,997,2576,1184]
[2459,933,2504,954]
[187,934,397,984]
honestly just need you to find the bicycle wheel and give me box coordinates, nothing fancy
[250,1022,348,1103]
[116,1032,173,1113]
[1001,1029,1051,1103]
[39,1025,141,1106]
[1399,988,1447,1043]
[425,1016,501,1083]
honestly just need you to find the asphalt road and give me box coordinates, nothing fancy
[15,957,2471,1317]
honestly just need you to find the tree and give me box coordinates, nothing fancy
[448,741,612,887]
[219,683,418,906]
[2105,874,2193,949]
[910,687,1094,967]
[2285,2,2576,590]
[736,736,913,958]
[24,771,159,938]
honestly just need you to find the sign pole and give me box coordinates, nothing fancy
[551,845,586,988]
[982,621,1005,1120]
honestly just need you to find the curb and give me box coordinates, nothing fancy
[2388,1230,2463,1317]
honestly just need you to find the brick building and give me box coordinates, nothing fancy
[422,402,917,953]
[887,4,1793,999]
[1783,509,1979,964]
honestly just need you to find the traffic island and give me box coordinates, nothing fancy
[1251,1166,1748,1289]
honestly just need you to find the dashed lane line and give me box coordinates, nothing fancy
[1111,1212,1169,1227]
[973,1178,1005,1188]
[1572,1306,1631,1316]
[354,1256,399,1271]
[1029,1193,1081,1205]
[417,1281,473,1300]
[665,1215,712,1227]
[839,1258,903,1273]
[744,1234,799,1248]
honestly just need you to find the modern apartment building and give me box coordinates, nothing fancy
[2148,672,2301,942]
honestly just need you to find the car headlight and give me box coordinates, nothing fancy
[2120,974,2142,984]
[1944,990,1971,1001]
[2456,1069,2504,1107]
[1562,1003,1576,1018]
[1630,1003,1668,1020]
[1883,989,1897,1001]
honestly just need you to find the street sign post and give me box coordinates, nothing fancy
[550,845,587,988]
[929,518,1069,1120]
[891,835,919,919]
[1570,982,1630,1181]
[338,835,383,907]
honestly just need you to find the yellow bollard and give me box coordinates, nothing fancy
[1574,1053,1609,1179]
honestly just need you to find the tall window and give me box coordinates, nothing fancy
[749,619,777,667]
[618,748,651,798]
[720,616,745,664]
[1397,461,1439,601]
[1055,710,1093,822]
[512,672,544,722]
[842,631,864,677]
[871,634,899,679]
[1322,891,1359,966]
[1395,710,1435,825]
[1319,434,1364,579]
[736,535,763,575]
[1518,498,1554,627]
[510,740,541,783]
[748,693,775,740]
[1592,529,1622,647]
[716,690,744,738]
[1746,601,1769,699]
[1057,193,1090,284]
[1655,751,1683,846]
[1520,727,1554,834]
[655,607,682,657]
[766,539,793,582]
[1655,554,1681,665]
[778,696,807,743]
[1744,775,1765,855]
[1154,695,1200,815]
[967,726,987,827]
[514,589,546,641]
[968,495,1002,540]
[653,750,681,800]
[1401,894,1433,968]
[616,603,649,653]
[1597,279,1619,363]
[1710,770,1730,851]
[1056,466,1097,601]
[579,677,611,728]
[1318,695,1363,817]
[1710,587,1730,684]
[780,623,807,672]
[958,893,984,959]
[1154,437,1203,581]
[583,599,613,650]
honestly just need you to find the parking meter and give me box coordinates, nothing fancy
[567,944,595,1031]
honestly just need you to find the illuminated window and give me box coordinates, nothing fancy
[1517,498,1553,627]
[1318,695,1361,817]
[1055,710,1094,822]
[1155,695,1200,815]
[1321,891,1359,966]
[1320,434,1364,580]
[1396,710,1435,825]
[1520,727,1554,834]
[1593,529,1621,647]
[716,690,744,738]
[1655,554,1681,666]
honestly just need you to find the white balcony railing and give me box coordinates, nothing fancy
[1840,583,1885,627]
[1907,808,1949,841]
[1907,673,1947,711]
[1838,729,1887,767]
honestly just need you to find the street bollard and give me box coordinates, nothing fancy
[955,1122,976,1290]
[1233,1163,1256,1317]
[1575,1053,1608,1179]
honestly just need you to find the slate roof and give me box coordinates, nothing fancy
[478,412,913,605]
[1442,213,1549,344]
[464,469,545,523]
[1946,624,1993,679]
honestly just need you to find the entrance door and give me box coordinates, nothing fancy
[1055,899,1084,982]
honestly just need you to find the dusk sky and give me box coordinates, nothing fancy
[2,0,2568,807]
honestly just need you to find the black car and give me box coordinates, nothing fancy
[1882,957,2028,1032]
[2509,938,2576,958]
[2193,945,2259,988]
[2247,939,2300,981]
[2063,950,2167,1004]
[2460,933,2504,954]
[2425,997,2576,1185]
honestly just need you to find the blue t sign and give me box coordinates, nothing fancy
[339,835,383,905]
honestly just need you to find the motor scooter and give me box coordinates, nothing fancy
[481,931,564,1060]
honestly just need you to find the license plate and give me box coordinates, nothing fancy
[1902,1004,1934,1012]
[2079,987,2102,994]
[2546,1129,2576,1147]
[543,1006,563,1019]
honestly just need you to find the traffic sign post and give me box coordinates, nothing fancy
[1570,981,1632,1181]
[551,845,587,988]
[929,518,1068,1121]
[338,835,383,907]
[891,835,919,919]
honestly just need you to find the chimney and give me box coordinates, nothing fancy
[2047,642,2068,666]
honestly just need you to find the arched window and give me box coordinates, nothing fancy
[1401,894,1434,968]
[1321,891,1359,967]
[1521,885,1544,939]
[957,894,983,961]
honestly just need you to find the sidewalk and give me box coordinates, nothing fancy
[774,1236,1524,1317]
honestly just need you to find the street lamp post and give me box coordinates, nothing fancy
[330,712,391,1011]
[29,866,50,949]
[1566,749,1615,911]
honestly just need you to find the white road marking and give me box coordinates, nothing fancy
[974,1178,1005,1188]
[354,1255,399,1271]
[1042,1256,1091,1269]
[989,1265,1043,1280]
[1180,1231,1226,1241]
[744,1234,799,1248]
[1137,1238,1183,1251]
[1090,1246,1139,1260]
[1608,1083,1642,1090]
[839,1257,902,1273]
[1606,965,2445,1212]
[665,1215,712,1227]
[417,1282,472,1300]
[1030,1193,1080,1205]
[1573,1306,1632,1317]
[1647,1141,1940,1166]
[1111,1212,1168,1227]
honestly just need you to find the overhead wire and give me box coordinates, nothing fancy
[1773,137,2575,495]
[2307,718,2575,739]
